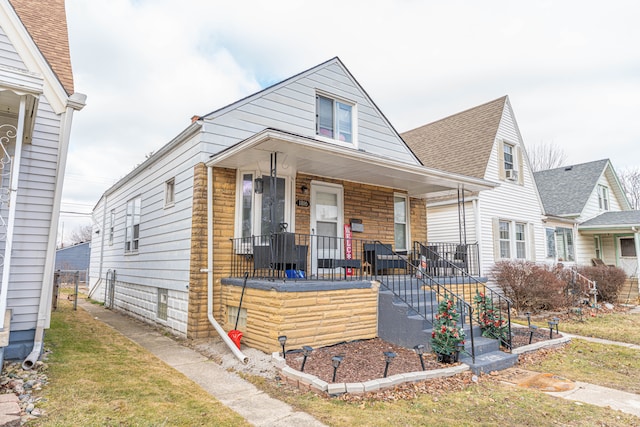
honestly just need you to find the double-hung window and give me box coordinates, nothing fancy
[165,178,175,207]
[125,196,141,253]
[316,94,353,143]
[515,223,526,259]
[394,194,409,252]
[109,209,115,246]
[503,143,514,171]
[499,221,511,258]
[597,184,609,211]
[555,227,574,261]
[545,228,556,258]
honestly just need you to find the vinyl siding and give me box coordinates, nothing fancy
[581,173,624,221]
[3,98,61,331]
[426,201,477,244]
[0,25,26,70]
[201,60,417,164]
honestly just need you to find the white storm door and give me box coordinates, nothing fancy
[310,183,343,273]
[618,236,638,277]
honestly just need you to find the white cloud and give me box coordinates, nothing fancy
[61,0,640,239]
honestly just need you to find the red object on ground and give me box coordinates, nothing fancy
[228,330,243,349]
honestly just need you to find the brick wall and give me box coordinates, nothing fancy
[220,282,380,353]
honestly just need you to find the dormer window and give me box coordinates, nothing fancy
[597,184,609,211]
[500,140,521,182]
[503,143,514,171]
[316,94,353,143]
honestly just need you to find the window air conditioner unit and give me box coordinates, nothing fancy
[505,169,518,181]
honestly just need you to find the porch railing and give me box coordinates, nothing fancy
[413,241,512,349]
[415,241,480,277]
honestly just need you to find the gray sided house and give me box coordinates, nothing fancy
[89,57,505,367]
[0,0,85,366]
[55,241,90,281]
[402,96,547,277]
[534,159,640,278]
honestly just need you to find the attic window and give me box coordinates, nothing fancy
[316,94,354,143]
[597,184,609,211]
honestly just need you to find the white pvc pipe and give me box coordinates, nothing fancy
[206,165,248,364]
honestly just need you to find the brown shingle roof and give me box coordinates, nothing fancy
[8,0,74,95]
[401,96,507,179]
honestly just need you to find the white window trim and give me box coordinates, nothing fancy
[545,227,556,259]
[497,219,529,260]
[125,196,141,254]
[597,184,610,211]
[164,177,175,208]
[393,193,410,252]
[315,90,358,149]
[109,209,115,246]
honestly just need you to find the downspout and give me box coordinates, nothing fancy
[206,165,248,363]
[0,96,27,332]
[23,93,85,369]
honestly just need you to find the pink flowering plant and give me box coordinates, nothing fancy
[430,293,466,357]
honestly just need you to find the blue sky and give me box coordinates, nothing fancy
[59,0,640,242]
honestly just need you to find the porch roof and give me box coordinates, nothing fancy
[579,210,640,234]
[206,128,496,197]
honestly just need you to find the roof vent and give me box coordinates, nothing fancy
[564,166,573,171]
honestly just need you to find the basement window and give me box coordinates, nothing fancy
[157,288,168,320]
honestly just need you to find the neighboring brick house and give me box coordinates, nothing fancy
[534,159,640,278]
[0,0,85,366]
[89,58,494,356]
[402,96,547,277]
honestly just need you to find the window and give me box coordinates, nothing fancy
[394,194,408,252]
[620,237,637,257]
[109,209,115,246]
[125,196,141,253]
[235,172,289,242]
[499,221,510,258]
[515,222,526,259]
[503,143,514,171]
[165,178,175,207]
[546,228,556,258]
[594,236,602,259]
[597,185,609,211]
[556,227,574,261]
[157,288,168,321]
[316,94,353,143]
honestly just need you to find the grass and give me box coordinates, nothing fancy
[31,299,248,426]
[513,309,640,345]
[521,339,640,394]
[245,375,640,426]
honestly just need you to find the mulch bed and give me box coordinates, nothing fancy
[283,327,561,385]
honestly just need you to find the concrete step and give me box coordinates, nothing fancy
[460,351,519,375]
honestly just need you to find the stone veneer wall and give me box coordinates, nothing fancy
[219,281,380,353]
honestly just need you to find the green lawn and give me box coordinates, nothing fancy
[31,300,248,426]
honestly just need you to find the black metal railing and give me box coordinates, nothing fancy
[413,241,512,349]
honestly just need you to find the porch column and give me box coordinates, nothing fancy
[0,95,26,330]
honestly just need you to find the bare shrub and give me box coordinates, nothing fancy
[577,265,627,303]
[492,261,565,313]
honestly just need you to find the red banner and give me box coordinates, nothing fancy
[344,224,353,276]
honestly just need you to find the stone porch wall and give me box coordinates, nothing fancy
[219,281,380,353]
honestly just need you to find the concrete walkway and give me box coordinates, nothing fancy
[77,300,640,422]
[78,299,326,427]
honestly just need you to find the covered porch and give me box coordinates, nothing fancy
[579,211,640,278]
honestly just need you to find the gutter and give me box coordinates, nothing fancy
[205,165,248,364]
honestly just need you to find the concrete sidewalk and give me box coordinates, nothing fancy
[78,299,326,427]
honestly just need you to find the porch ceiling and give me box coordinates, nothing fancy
[206,129,496,197]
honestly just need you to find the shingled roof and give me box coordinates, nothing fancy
[533,159,610,217]
[401,96,507,179]
[8,0,74,95]
[580,210,640,228]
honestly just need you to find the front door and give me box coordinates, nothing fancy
[310,183,343,274]
[617,236,638,277]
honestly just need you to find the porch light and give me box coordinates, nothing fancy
[524,312,531,327]
[383,351,396,378]
[331,355,343,382]
[300,346,313,372]
[528,324,538,344]
[278,335,287,359]
[552,317,560,334]
[254,177,264,194]
[414,344,426,371]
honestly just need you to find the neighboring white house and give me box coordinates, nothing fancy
[0,0,85,367]
[534,159,640,278]
[402,96,547,276]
